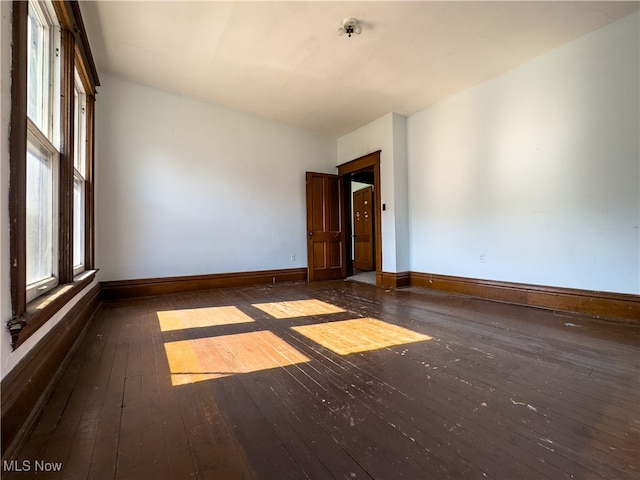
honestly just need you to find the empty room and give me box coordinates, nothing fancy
[1,1,639,478]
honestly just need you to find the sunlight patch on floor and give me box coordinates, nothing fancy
[164,331,310,386]
[252,299,345,319]
[157,306,255,332]
[292,318,432,355]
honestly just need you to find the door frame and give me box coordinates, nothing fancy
[338,151,382,286]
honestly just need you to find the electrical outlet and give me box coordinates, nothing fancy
[290,254,296,262]
[479,253,485,263]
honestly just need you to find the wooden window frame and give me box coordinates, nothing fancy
[72,53,89,276]
[8,0,100,350]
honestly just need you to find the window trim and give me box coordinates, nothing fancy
[8,0,100,350]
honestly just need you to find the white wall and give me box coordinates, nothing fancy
[392,114,409,273]
[95,75,336,281]
[337,112,410,274]
[337,113,396,272]
[408,12,640,294]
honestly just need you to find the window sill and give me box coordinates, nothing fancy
[7,270,98,350]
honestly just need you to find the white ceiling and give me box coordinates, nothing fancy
[80,1,639,137]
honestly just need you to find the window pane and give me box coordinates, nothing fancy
[27,1,48,134]
[73,78,86,177]
[73,85,79,166]
[73,176,85,268]
[26,142,54,285]
[73,70,87,271]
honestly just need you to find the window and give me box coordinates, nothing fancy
[9,0,100,348]
[26,131,59,302]
[27,0,49,135]
[26,0,60,302]
[73,70,87,274]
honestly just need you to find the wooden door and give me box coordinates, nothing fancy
[306,172,345,281]
[353,186,374,271]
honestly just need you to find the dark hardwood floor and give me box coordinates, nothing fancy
[5,280,639,479]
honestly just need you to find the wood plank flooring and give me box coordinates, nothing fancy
[5,280,639,479]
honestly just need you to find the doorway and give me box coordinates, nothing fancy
[350,180,375,285]
[338,151,382,286]
[352,184,374,271]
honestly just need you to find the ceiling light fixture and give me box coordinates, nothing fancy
[338,17,362,38]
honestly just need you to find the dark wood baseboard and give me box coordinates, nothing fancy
[1,283,102,457]
[380,271,411,289]
[101,268,308,301]
[410,272,640,323]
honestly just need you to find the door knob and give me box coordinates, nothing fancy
[308,231,313,237]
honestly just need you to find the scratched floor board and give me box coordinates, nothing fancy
[53,304,127,479]
[84,300,135,480]
[144,294,200,479]
[461,353,637,449]
[143,294,203,477]
[159,291,256,480]
[357,292,635,394]
[231,339,487,479]
[234,286,554,479]
[388,327,636,452]
[173,286,475,478]
[351,290,638,430]
[277,326,561,479]
[214,350,357,479]
[244,284,636,478]
[393,342,634,478]
[314,286,638,478]
[203,288,378,478]
[399,299,637,395]
[218,280,636,477]
[9,280,639,480]
[132,304,168,479]
[114,302,145,480]
[341,340,616,480]
[220,330,359,479]
[301,290,617,479]
[401,319,639,460]
[418,318,637,410]
[58,304,132,480]
[284,286,608,475]
[378,287,637,477]
[220,320,447,479]
[234,288,501,478]
[4,308,112,480]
